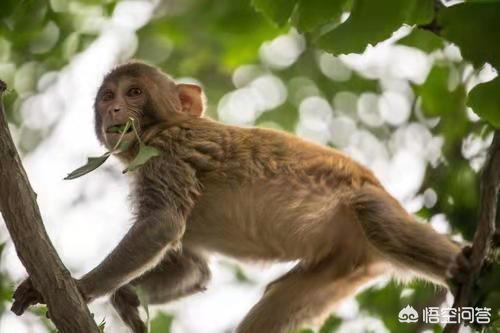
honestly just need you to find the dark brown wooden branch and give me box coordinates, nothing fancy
[444,129,500,333]
[0,80,99,332]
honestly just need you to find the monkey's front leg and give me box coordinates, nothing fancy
[11,208,185,316]
[78,208,186,301]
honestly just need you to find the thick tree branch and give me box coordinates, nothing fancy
[0,80,99,332]
[444,129,500,333]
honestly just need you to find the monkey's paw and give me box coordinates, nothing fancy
[446,245,473,294]
[111,286,146,333]
[11,278,44,316]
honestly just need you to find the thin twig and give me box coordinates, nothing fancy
[444,130,500,333]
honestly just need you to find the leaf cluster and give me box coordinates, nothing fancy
[252,0,500,128]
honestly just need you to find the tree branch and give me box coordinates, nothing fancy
[444,129,500,333]
[421,2,500,329]
[0,80,99,332]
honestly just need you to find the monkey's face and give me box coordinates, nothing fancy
[95,77,149,149]
[95,63,206,150]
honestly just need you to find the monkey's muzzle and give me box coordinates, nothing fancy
[106,123,133,134]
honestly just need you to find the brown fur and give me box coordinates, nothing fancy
[11,62,463,333]
[94,62,462,333]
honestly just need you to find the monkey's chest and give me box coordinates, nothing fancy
[183,178,341,263]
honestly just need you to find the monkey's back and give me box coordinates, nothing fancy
[170,118,382,265]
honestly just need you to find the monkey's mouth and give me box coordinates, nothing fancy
[106,123,133,134]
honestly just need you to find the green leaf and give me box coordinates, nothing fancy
[319,315,342,333]
[406,0,434,25]
[107,123,130,134]
[64,152,111,180]
[398,28,444,53]
[416,65,465,116]
[112,119,134,150]
[317,0,415,54]
[294,0,347,32]
[252,0,298,26]
[0,0,18,19]
[357,281,441,332]
[0,243,13,313]
[150,312,174,333]
[123,144,161,173]
[65,119,136,180]
[439,3,500,69]
[468,77,500,128]
[415,64,468,144]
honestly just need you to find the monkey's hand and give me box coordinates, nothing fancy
[11,278,44,315]
[12,278,94,316]
[111,286,146,333]
[74,278,98,304]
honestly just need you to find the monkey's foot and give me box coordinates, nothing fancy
[11,278,44,315]
[446,245,473,294]
[111,286,146,333]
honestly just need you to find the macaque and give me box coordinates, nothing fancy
[12,61,470,333]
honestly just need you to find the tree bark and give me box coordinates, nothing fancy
[0,81,99,332]
[444,129,500,333]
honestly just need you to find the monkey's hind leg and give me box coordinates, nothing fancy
[111,248,210,333]
[236,258,386,333]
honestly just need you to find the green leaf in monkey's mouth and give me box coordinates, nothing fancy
[106,123,133,134]
[65,118,160,180]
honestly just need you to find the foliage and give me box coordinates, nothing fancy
[0,0,118,123]
[469,78,500,128]
[150,312,174,333]
[253,0,500,129]
[0,244,13,314]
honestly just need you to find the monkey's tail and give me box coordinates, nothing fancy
[352,184,461,284]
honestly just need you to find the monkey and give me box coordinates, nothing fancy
[11,61,471,333]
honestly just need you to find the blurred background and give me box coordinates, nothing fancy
[0,0,499,332]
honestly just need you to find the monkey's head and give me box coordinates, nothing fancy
[94,61,205,149]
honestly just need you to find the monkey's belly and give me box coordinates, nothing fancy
[183,179,360,264]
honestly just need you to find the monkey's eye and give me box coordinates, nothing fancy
[127,87,142,97]
[101,91,114,102]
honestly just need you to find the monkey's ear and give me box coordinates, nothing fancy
[177,84,205,117]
